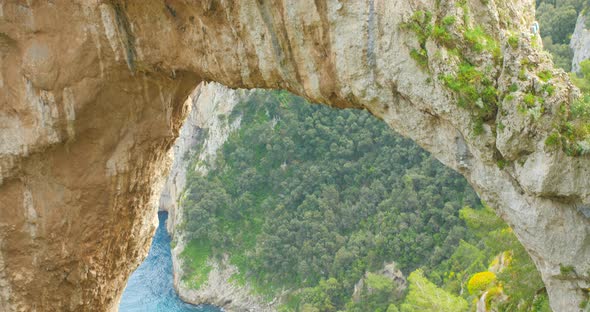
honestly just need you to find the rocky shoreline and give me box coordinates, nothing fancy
[171,249,277,312]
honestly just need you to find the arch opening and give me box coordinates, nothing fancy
[126,82,551,312]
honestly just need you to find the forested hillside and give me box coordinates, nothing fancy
[179,91,551,311]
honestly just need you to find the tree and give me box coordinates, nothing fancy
[467,271,497,295]
[386,304,400,312]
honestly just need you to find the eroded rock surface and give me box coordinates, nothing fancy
[0,1,588,311]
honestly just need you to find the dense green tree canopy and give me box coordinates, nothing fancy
[182,90,478,292]
[180,91,550,311]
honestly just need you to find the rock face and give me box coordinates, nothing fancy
[158,82,245,235]
[0,1,588,311]
[571,12,590,73]
[156,82,272,311]
[175,255,276,312]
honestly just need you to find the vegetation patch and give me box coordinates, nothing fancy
[538,70,553,82]
[496,158,508,169]
[181,239,212,289]
[432,16,456,47]
[464,26,501,60]
[441,62,498,134]
[508,83,519,93]
[401,10,433,69]
[546,60,590,156]
[507,34,519,48]
[441,63,496,113]
[437,206,551,311]
[401,270,469,312]
[542,83,555,96]
[406,3,504,135]
[410,49,429,69]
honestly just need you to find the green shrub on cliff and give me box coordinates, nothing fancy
[547,59,590,155]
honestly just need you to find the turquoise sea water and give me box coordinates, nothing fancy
[119,212,222,312]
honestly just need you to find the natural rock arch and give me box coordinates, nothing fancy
[0,1,588,311]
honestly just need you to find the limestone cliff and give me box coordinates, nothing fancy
[158,82,245,235]
[0,1,588,311]
[571,12,590,73]
[156,82,273,311]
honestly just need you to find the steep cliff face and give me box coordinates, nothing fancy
[571,12,590,73]
[156,82,272,311]
[0,1,588,311]
[158,82,245,235]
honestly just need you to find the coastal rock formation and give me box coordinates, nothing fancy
[157,82,271,311]
[0,1,588,311]
[158,82,245,235]
[571,12,590,73]
[175,255,276,312]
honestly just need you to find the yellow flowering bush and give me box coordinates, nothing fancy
[467,271,497,295]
